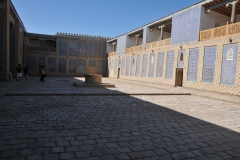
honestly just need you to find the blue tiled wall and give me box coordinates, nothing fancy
[188,48,199,82]
[166,51,174,79]
[203,46,216,83]
[221,44,238,85]
[171,7,200,45]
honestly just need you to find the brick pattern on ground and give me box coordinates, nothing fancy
[0,76,240,160]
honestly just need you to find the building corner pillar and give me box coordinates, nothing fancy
[0,0,10,81]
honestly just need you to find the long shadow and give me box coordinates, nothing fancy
[0,76,240,160]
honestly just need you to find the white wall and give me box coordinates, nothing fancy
[163,31,171,39]
[116,35,127,55]
[126,36,136,48]
[146,27,171,43]
[200,6,230,30]
[138,38,143,45]
[107,43,113,53]
[236,14,240,22]
[146,28,160,43]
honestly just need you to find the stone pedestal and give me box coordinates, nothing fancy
[84,74,102,84]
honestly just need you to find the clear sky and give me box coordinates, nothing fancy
[12,0,201,38]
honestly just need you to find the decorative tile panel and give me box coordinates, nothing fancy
[142,54,148,77]
[221,44,238,85]
[69,42,77,56]
[156,53,164,78]
[136,55,141,77]
[125,57,130,76]
[121,57,125,75]
[171,7,200,45]
[166,51,174,79]
[58,41,67,55]
[98,44,105,58]
[79,59,86,74]
[89,44,96,57]
[148,53,155,77]
[59,58,66,73]
[48,57,56,72]
[202,46,217,83]
[27,56,36,72]
[79,42,87,57]
[178,50,185,68]
[187,48,199,82]
[130,56,135,76]
[69,59,76,73]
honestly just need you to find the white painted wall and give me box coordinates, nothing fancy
[126,36,136,48]
[163,31,171,39]
[146,27,171,43]
[200,6,230,30]
[146,28,160,43]
[107,43,113,53]
[236,14,240,22]
[116,35,127,55]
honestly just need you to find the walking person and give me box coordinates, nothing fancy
[39,67,46,82]
[16,64,22,82]
[23,65,29,80]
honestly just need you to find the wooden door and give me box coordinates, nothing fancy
[175,68,183,87]
[117,68,120,79]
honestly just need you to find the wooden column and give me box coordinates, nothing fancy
[231,1,237,24]
[159,25,165,40]
[135,35,139,46]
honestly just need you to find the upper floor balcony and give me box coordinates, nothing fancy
[200,21,240,41]
[126,45,142,54]
[146,38,171,50]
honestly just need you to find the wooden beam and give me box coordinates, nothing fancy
[205,0,237,13]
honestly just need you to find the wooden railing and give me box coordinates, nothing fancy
[126,45,142,54]
[200,22,240,41]
[146,38,171,50]
[108,51,116,57]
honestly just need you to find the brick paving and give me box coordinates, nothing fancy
[0,76,240,160]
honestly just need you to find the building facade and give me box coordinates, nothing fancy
[26,33,108,77]
[0,0,109,81]
[107,0,240,96]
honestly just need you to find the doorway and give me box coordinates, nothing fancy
[117,68,120,79]
[175,68,183,87]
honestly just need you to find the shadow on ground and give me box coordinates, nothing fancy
[0,76,239,160]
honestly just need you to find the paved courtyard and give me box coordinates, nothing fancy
[0,76,240,160]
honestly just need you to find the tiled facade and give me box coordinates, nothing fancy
[108,34,240,96]
[25,35,108,76]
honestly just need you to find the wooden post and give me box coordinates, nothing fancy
[226,21,229,36]
[231,1,237,24]
[212,28,214,38]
